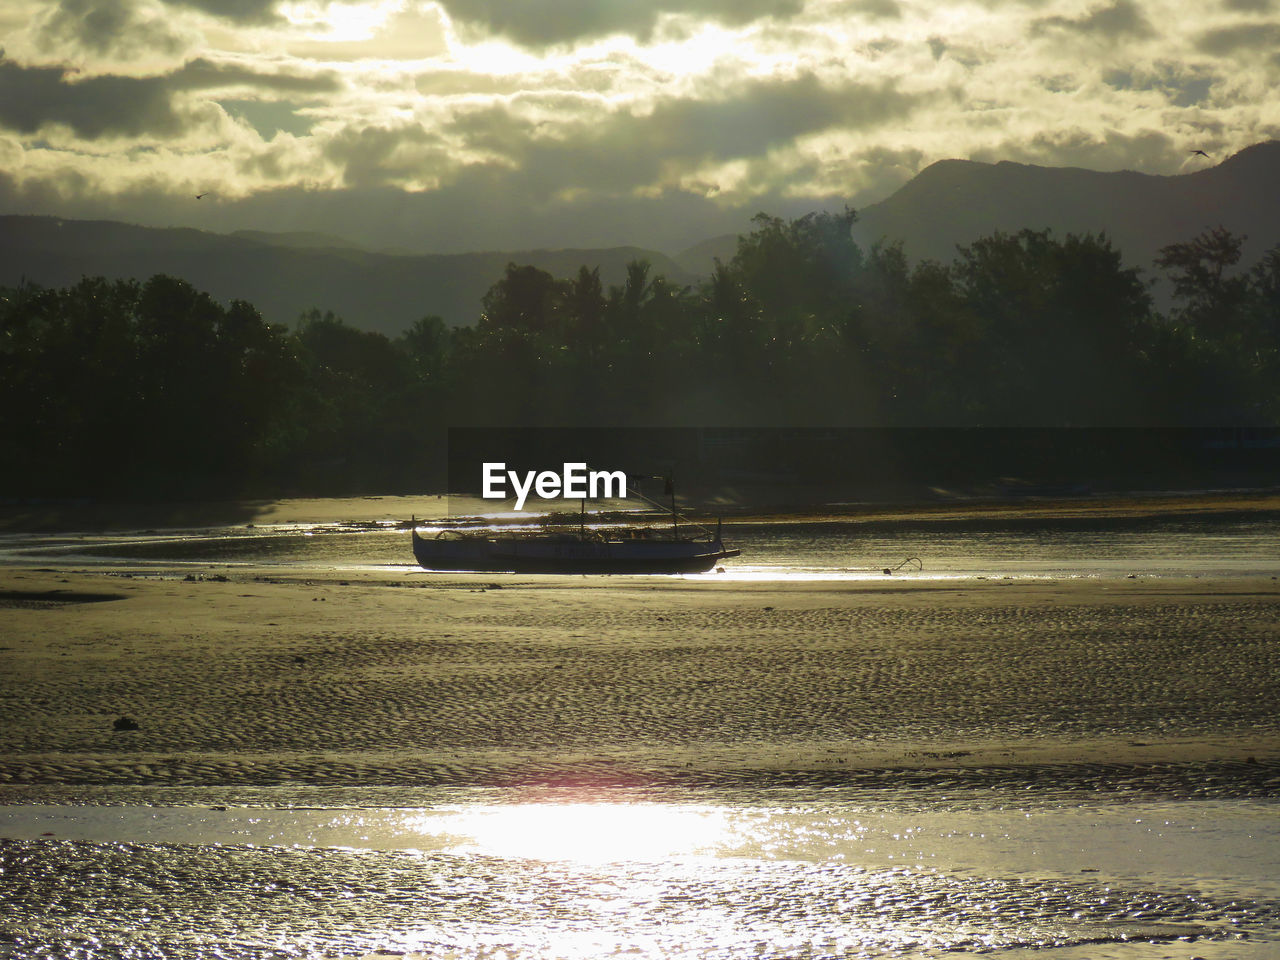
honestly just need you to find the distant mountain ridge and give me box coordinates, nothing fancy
[228,229,369,251]
[675,141,1280,278]
[0,216,695,335]
[5,143,1278,333]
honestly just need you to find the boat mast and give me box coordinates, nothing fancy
[667,475,678,539]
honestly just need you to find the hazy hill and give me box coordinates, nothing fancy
[8,144,1277,333]
[675,141,1280,277]
[228,229,368,251]
[0,216,695,336]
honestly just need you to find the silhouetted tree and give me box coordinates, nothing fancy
[1155,227,1249,338]
[399,315,450,382]
[481,263,561,334]
[6,216,1278,500]
[1155,228,1267,422]
[953,230,1151,423]
[0,275,301,496]
[561,266,607,356]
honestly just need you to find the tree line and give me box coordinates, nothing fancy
[2,211,1278,497]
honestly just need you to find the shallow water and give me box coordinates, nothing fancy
[3,788,1278,959]
[4,514,1279,580]
[3,507,1278,957]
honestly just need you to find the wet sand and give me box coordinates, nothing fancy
[2,566,1277,794]
[4,487,1280,532]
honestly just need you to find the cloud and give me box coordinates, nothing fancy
[832,0,903,20]
[970,127,1178,172]
[1032,0,1155,39]
[171,58,342,94]
[436,0,804,47]
[0,55,340,140]
[413,68,529,97]
[443,73,922,196]
[32,0,193,60]
[1103,62,1218,108]
[0,159,816,256]
[1196,21,1280,53]
[162,0,279,23]
[220,98,316,137]
[310,72,923,199]
[0,58,188,138]
[323,121,450,187]
[622,72,918,160]
[284,3,448,60]
[278,71,925,240]
[3,0,1277,263]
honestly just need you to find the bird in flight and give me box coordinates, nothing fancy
[195,192,212,199]
[1189,149,1211,159]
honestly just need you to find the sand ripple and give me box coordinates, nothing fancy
[1,571,1277,790]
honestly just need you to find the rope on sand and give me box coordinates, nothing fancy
[879,556,922,574]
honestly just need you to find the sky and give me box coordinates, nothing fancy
[1,0,1277,254]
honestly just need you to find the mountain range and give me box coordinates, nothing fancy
[0,217,695,336]
[676,141,1280,281]
[2,141,1277,334]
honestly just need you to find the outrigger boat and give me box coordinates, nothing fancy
[411,525,738,574]
[411,480,740,574]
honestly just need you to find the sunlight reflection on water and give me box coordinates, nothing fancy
[422,802,732,862]
[3,796,1279,960]
[5,515,1280,579]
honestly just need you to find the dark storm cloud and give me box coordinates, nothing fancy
[436,0,804,47]
[1032,0,1154,38]
[0,58,186,138]
[34,0,190,59]
[1196,21,1280,53]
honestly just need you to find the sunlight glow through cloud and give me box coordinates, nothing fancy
[1,0,1275,251]
[280,0,400,42]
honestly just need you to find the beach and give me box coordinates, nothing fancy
[2,501,1279,958]
[2,563,1277,790]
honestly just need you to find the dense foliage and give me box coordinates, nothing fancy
[2,213,1278,496]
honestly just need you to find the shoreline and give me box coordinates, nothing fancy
[3,486,1280,534]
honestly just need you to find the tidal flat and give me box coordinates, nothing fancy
[1,499,1278,958]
